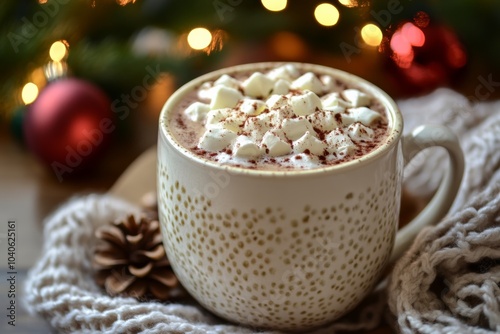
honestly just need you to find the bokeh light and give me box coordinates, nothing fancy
[22,83,39,105]
[116,0,136,5]
[402,22,425,47]
[388,22,428,68]
[270,31,308,60]
[261,0,287,12]
[30,67,47,88]
[361,23,383,47]
[187,28,212,50]
[338,0,356,8]
[414,11,430,28]
[49,41,68,62]
[314,3,340,27]
[390,31,414,68]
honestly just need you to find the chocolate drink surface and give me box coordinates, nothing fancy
[169,64,389,170]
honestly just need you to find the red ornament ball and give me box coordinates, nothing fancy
[383,23,467,95]
[24,78,115,180]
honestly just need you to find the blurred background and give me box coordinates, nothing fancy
[1,1,500,332]
[2,0,500,186]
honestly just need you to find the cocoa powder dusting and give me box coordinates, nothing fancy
[169,66,391,170]
[334,113,342,123]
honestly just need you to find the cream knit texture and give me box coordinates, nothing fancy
[24,89,500,333]
[388,88,500,334]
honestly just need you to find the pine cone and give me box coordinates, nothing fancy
[93,215,178,300]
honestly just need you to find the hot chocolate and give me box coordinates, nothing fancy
[169,63,389,170]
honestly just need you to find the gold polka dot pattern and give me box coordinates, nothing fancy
[158,162,400,330]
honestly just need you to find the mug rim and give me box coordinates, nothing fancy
[159,62,403,177]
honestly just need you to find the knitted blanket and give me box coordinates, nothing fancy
[24,89,500,333]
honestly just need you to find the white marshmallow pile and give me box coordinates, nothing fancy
[186,64,383,167]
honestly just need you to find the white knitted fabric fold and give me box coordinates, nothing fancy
[388,89,500,333]
[24,89,500,333]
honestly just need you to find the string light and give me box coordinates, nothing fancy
[261,0,287,12]
[187,28,212,50]
[314,3,340,27]
[49,41,68,62]
[361,23,383,47]
[22,83,39,105]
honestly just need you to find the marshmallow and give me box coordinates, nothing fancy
[197,82,214,100]
[185,102,210,122]
[323,106,345,114]
[205,108,232,128]
[325,130,357,156]
[320,75,335,92]
[347,123,375,142]
[289,154,320,169]
[223,114,246,133]
[261,131,292,157]
[342,89,370,107]
[239,98,266,116]
[345,107,381,126]
[322,93,350,109]
[193,67,385,165]
[272,79,291,95]
[267,64,300,81]
[243,113,273,142]
[266,94,289,110]
[307,110,339,132]
[293,131,326,155]
[242,72,275,98]
[214,74,241,90]
[255,109,286,130]
[210,86,243,109]
[233,135,262,158]
[199,125,237,151]
[291,72,324,94]
[290,91,322,116]
[281,117,315,140]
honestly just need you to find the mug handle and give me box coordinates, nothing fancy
[389,125,465,264]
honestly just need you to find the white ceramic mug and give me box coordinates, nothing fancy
[157,62,464,331]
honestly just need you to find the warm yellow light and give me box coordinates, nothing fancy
[261,0,287,12]
[30,67,46,87]
[314,3,340,27]
[270,32,308,60]
[49,41,68,61]
[116,0,136,5]
[22,83,39,105]
[187,28,212,50]
[338,0,356,8]
[361,23,383,47]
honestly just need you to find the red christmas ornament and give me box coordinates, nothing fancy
[382,22,467,95]
[24,78,115,181]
